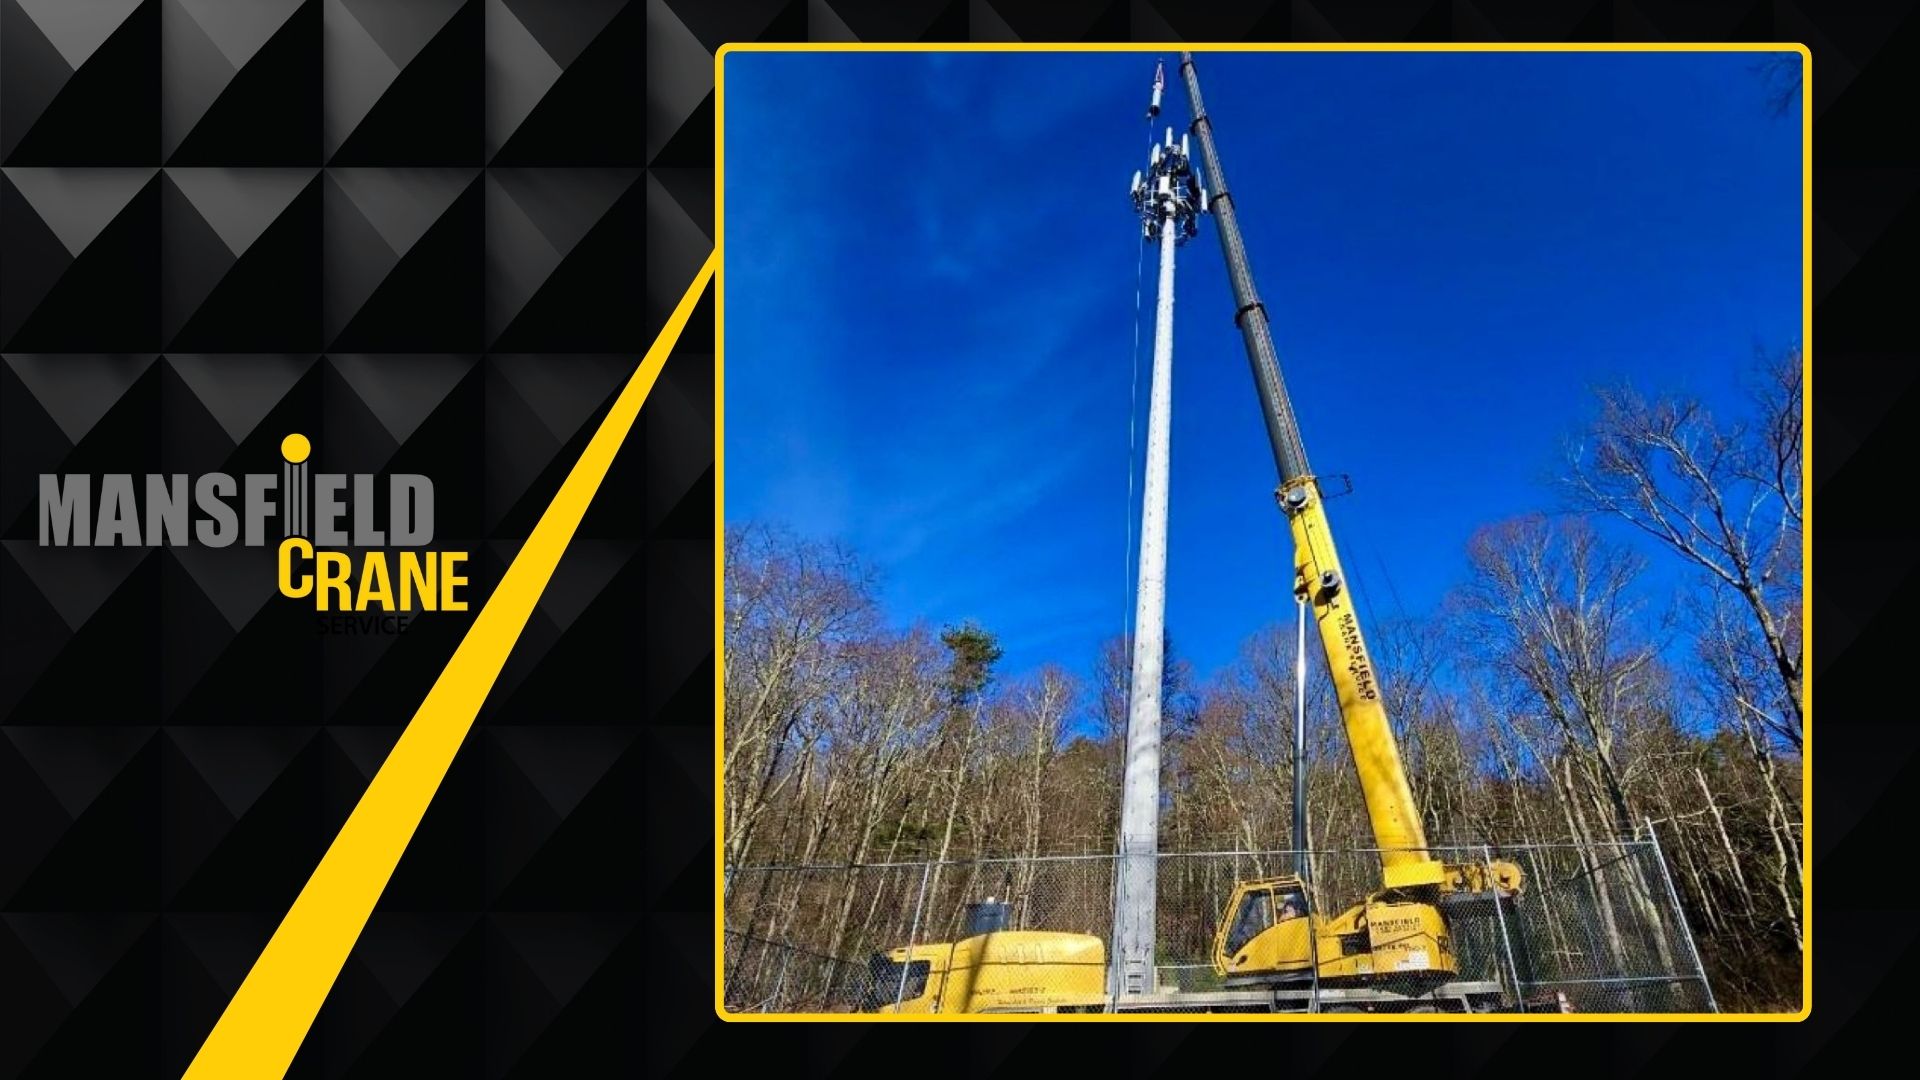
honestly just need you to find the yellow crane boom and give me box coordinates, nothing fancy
[1280,476,1446,888]
[1179,52,1442,882]
[1174,53,1522,1000]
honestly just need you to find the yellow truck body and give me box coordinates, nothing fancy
[867,930,1108,1013]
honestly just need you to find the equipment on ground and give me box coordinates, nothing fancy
[865,932,1109,1013]
[866,901,1108,1013]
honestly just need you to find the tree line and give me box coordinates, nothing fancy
[723,349,1803,1011]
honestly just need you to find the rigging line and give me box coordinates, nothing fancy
[1116,101,1158,858]
[1123,181,1146,661]
[1121,113,1156,703]
[1342,528,1391,680]
[1368,548,1430,694]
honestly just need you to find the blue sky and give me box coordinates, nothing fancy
[721,51,1803,681]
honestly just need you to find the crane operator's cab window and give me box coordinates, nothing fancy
[1224,886,1310,957]
[1225,892,1272,956]
[863,955,931,1009]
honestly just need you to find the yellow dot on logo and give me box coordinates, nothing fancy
[281,433,311,464]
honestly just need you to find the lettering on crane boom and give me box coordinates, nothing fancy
[1336,610,1379,701]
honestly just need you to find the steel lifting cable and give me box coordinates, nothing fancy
[1115,77,1160,865]
[1120,89,1160,732]
[1122,179,1146,679]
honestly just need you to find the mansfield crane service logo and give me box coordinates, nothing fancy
[35,434,469,633]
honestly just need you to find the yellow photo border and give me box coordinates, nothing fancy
[711,41,1813,1023]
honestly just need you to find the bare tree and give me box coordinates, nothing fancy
[1691,589,1804,950]
[1006,666,1075,921]
[1755,53,1804,116]
[1567,358,1803,748]
[1458,516,1654,840]
[722,524,879,867]
[722,496,1805,1009]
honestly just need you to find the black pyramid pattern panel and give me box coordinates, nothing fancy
[323,0,482,166]
[489,0,642,165]
[161,168,322,350]
[323,167,483,351]
[0,0,159,165]
[161,0,320,165]
[0,1,704,1076]
[0,167,161,350]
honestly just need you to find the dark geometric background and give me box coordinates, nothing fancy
[0,0,1899,1075]
[0,1,711,1076]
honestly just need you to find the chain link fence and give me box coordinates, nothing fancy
[722,837,1715,1015]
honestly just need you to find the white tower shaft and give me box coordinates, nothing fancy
[1114,208,1177,997]
[1113,120,1200,1000]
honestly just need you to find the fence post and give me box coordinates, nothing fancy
[1483,845,1525,1013]
[897,860,934,1009]
[1106,854,1122,1011]
[1304,845,1320,1014]
[767,941,793,1013]
[1644,816,1719,1013]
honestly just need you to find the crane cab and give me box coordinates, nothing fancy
[1212,875,1461,987]
[1214,876,1318,983]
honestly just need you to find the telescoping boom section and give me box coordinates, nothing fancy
[1176,51,1520,897]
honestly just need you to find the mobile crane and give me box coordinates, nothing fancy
[860,53,1523,1015]
[1174,50,1525,1004]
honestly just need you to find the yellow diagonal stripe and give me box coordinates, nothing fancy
[186,254,716,1079]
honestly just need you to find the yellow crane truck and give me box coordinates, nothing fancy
[859,53,1524,1015]
[865,902,1108,1013]
[1177,46,1524,1008]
